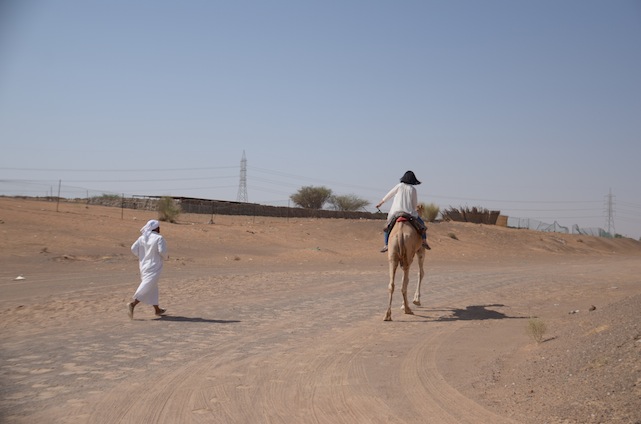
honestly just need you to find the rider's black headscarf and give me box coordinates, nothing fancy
[400,170,421,185]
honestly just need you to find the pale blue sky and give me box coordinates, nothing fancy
[1,1,640,238]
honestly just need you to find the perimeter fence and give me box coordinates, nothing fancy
[1,180,617,236]
[506,216,611,238]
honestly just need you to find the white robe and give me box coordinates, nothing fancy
[131,232,168,305]
[379,182,419,225]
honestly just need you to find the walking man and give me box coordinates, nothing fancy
[128,219,168,319]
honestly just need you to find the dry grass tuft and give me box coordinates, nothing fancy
[526,317,547,343]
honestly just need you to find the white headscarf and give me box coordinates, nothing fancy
[140,219,160,241]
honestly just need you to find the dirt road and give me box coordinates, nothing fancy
[1,198,640,423]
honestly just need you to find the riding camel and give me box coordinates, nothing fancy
[384,217,426,321]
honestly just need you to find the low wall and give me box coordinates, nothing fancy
[87,196,386,221]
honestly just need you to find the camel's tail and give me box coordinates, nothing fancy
[397,224,408,267]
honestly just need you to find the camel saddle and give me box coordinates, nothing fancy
[385,212,426,237]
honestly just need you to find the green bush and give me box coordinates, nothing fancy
[328,194,369,211]
[157,196,181,223]
[290,186,333,209]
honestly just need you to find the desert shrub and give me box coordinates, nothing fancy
[526,317,547,343]
[157,196,181,223]
[448,232,458,240]
[441,206,500,225]
[328,194,369,211]
[418,202,440,222]
[290,186,333,209]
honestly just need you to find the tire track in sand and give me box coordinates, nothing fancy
[399,322,519,424]
[55,268,531,423]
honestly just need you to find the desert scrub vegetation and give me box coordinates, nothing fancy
[526,317,547,343]
[157,196,181,223]
[418,202,440,222]
[441,206,500,224]
[290,186,333,209]
[328,194,369,211]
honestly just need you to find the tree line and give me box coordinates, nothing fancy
[289,186,369,211]
[290,185,440,222]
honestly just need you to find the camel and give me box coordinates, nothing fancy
[384,217,425,321]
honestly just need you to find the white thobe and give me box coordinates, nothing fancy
[379,182,419,225]
[131,232,168,305]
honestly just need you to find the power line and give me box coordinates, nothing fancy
[618,200,641,209]
[1,167,636,235]
[430,194,602,204]
[0,166,238,172]
[0,165,615,206]
[248,166,381,193]
[56,176,237,183]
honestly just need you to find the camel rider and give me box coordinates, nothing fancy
[376,170,430,253]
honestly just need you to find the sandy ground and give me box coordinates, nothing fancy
[1,197,640,424]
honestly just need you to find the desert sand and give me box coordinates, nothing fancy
[1,197,640,424]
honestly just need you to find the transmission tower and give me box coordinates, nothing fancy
[237,150,248,203]
[605,188,615,236]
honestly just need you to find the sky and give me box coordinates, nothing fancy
[1,1,640,238]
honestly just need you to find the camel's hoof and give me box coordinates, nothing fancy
[413,300,421,306]
[404,310,414,315]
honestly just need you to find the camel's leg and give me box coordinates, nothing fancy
[413,248,425,306]
[401,265,413,315]
[385,260,397,321]
[399,268,409,310]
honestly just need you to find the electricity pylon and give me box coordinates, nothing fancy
[605,188,615,236]
[237,150,248,203]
